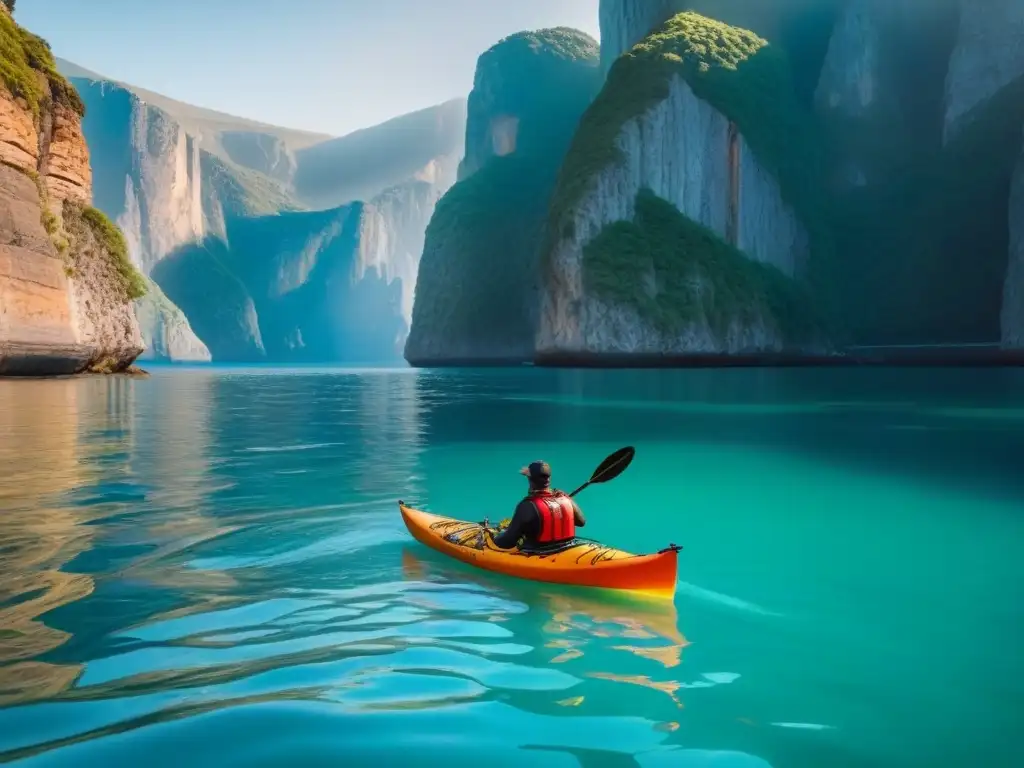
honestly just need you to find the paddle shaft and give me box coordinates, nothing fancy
[568,481,590,498]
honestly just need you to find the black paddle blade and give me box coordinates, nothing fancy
[590,446,635,484]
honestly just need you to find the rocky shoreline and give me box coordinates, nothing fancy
[405,345,1024,369]
[533,346,1024,368]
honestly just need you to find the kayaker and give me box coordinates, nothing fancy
[491,461,586,551]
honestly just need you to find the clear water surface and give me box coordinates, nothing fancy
[0,366,1022,767]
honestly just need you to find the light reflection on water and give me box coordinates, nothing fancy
[0,366,1022,767]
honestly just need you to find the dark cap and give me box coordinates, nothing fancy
[519,461,551,482]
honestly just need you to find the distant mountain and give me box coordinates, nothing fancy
[293,99,467,209]
[56,57,330,155]
[57,58,467,363]
[57,57,466,212]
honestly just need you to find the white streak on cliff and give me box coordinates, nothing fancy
[815,1,882,118]
[121,105,205,275]
[943,0,1024,144]
[813,0,887,188]
[538,75,806,354]
[362,180,447,329]
[490,116,520,157]
[1002,128,1024,348]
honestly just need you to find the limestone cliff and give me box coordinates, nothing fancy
[814,0,891,189]
[813,0,959,190]
[459,29,600,179]
[369,181,442,327]
[64,61,466,364]
[0,8,144,375]
[943,0,1024,144]
[538,13,820,357]
[152,179,439,363]
[598,0,842,102]
[815,0,1022,344]
[1003,129,1024,348]
[405,28,601,365]
[69,78,221,362]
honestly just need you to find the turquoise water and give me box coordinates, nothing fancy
[1,366,1022,767]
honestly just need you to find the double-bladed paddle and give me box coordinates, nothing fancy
[567,446,635,498]
[485,446,636,532]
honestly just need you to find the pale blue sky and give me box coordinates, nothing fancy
[18,0,600,137]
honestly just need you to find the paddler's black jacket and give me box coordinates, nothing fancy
[492,490,586,550]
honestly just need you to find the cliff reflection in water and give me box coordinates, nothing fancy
[0,374,237,707]
[2,369,693,751]
[0,379,130,704]
[400,548,692,713]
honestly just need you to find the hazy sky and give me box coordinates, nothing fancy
[18,0,600,137]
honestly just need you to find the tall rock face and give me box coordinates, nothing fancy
[0,8,144,375]
[814,0,1022,344]
[405,28,601,365]
[1003,130,1024,348]
[814,0,891,189]
[814,0,959,189]
[538,13,821,357]
[369,180,443,327]
[153,194,423,363]
[64,60,466,364]
[943,0,1024,144]
[458,29,601,179]
[70,78,220,362]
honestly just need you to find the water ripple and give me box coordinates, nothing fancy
[2,368,1021,767]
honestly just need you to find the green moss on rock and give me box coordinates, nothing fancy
[681,0,844,104]
[77,205,148,300]
[584,189,818,342]
[548,11,832,308]
[0,10,84,118]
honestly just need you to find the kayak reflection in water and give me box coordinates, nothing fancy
[490,461,586,551]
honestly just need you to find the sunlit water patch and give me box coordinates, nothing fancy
[0,367,1022,767]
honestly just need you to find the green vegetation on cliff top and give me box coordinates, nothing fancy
[548,11,830,290]
[585,189,818,342]
[77,205,148,300]
[543,12,831,341]
[0,9,84,117]
[461,27,600,177]
[473,25,599,119]
[481,26,599,68]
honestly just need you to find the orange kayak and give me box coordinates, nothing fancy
[398,502,678,599]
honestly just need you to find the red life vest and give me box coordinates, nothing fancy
[528,491,576,543]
